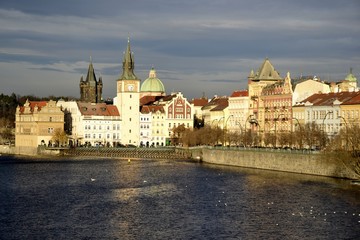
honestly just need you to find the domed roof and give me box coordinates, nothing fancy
[345,68,357,82]
[140,67,165,93]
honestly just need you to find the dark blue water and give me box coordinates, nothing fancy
[0,155,359,240]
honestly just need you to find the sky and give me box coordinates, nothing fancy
[0,0,359,100]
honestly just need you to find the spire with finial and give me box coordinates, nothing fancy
[85,56,96,83]
[119,36,138,80]
[149,66,157,78]
[345,67,357,82]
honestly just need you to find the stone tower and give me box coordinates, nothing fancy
[115,37,141,145]
[79,58,103,103]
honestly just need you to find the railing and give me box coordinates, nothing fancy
[64,147,190,159]
[205,145,320,154]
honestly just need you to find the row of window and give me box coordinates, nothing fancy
[167,114,192,119]
[264,100,292,108]
[84,133,120,140]
[342,110,360,119]
[306,110,339,120]
[140,117,150,121]
[169,122,190,128]
[84,124,120,130]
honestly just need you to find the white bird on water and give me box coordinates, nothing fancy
[91,178,96,182]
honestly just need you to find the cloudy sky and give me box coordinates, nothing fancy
[0,0,359,100]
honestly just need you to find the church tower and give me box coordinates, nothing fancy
[79,58,103,103]
[115,37,140,145]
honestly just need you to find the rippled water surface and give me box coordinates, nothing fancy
[0,155,359,239]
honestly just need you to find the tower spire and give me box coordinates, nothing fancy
[119,36,138,80]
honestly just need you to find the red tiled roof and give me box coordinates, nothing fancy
[161,94,177,101]
[19,101,47,113]
[210,100,229,111]
[191,98,209,106]
[230,90,248,97]
[140,105,164,114]
[203,97,229,111]
[342,92,360,105]
[77,102,120,116]
[140,96,159,106]
[301,91,360,106]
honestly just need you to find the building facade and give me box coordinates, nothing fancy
[292,77,330,105]
[202,96,229,127]
[227,90,249,133]
[247,58,282,130]
[77,102,121,147]
[297,92,360,136]
[261,72,293,134]
[57,100,121,147]
[15,100,64,154]
[140,92,194,146]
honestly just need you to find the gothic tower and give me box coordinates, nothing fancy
[79,58,103,103]
[115,37,140,145]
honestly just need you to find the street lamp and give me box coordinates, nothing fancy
[274,113,286,148]
[292,117,302,149]
[337,115,348,150]
[223,115,234,146]
[244,114,254,147]
[322,111,333,134]
[217,117,225,129]
[225,115,234,129]
[292,117,301,131]
[212,119,219,127]
[216,117,225,146]
[235,121,243,147]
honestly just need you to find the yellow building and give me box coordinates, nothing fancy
[201,96,229,128]
[15,99,64,155]
[339,92,360,128]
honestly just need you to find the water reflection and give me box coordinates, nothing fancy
[114,183,178,201]
[203,163,360,239]
[0,156,359,239]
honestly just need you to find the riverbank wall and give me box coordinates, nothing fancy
[1,144,358,179]
[186,147,358,179]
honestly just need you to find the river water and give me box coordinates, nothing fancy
[0,155,359,240]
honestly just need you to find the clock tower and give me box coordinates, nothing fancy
[116,37,140,145]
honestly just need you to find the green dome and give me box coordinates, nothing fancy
[345,68,357,82]
[140,67,165,93]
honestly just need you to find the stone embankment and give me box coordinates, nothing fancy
[2,145,358,179]
[64,147,190,160]
[183,146,359,179]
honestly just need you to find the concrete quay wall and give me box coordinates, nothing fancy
[199,148,358,179]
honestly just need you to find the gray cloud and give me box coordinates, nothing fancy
[0,0,359,99]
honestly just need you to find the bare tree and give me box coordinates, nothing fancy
[1,127,13,144]
[52,128,67,147]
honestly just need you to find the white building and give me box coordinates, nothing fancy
[57,101,121,147]
[227,90,249,133]
[140,92,194,146]
[139,107,153,147]
[298,92,360,136]
[293,77,330,105]
[202,96,229,128]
